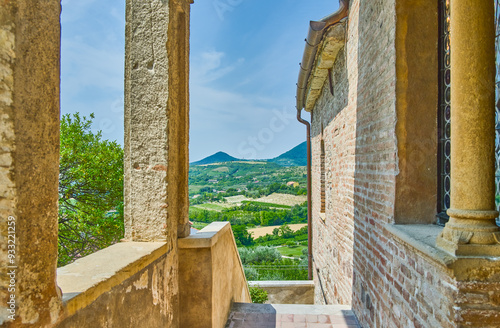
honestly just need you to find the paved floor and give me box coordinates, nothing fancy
[225,303,361,328]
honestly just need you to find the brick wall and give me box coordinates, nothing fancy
[350,0,399,325]
[309,0,465,327]
[311,35,356,306]
[352,234,458,328]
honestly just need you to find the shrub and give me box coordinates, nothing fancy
[244,267,259,281]
[238,246,281,265]
[249,286,268,304]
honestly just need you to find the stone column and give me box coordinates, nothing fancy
[124,0,191,243]
[436,0,500,256]
[0,1,63,326]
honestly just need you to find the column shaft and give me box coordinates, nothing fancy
[124,0,191,242]
[437,0,500,255]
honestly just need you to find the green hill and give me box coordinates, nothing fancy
[191,142,307,167]
[191,151,240,165]
[269,141,307,166]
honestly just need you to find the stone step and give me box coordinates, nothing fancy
[225,303,361,328]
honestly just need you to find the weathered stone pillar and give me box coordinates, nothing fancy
[124,0,191,243]
[0,1,63,326]
[436,0,500,255]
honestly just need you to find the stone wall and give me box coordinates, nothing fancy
[311,42,356,306]
[350,0,399,325]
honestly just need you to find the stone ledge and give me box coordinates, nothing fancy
[385,224,500,281]
[385,224,453,267]
[178,221,231,249]
[57,241,168,316]
[319,212,326,222]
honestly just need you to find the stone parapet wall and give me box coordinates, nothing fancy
[248,281,314,305]
[179,222,251,328]
[2,223,249,327]
[55,242,176,328]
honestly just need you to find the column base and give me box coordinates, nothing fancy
[436,209,500,256]
[436,235,500,256]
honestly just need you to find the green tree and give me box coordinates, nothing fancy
[278,224,294,238]
[58,113,124,266]
[232,225,254,247]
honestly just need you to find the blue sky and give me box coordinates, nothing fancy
[61,0,338,162]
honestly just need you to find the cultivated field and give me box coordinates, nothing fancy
[225,195,250,204]
[248,223,307,238]
[276,245,308,258]
[254,193,307,206]
[193,203,226,211]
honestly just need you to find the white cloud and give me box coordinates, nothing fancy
[60,1,125,145]
[189,77,301,161]
[192,50,245,83]
[61,39,123,93]
[61,0,99,23]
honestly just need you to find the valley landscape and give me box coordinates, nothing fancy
[189,142,309,280]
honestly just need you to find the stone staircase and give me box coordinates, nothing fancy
[225,303,361,328]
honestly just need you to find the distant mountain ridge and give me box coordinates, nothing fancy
[191,141,307,167]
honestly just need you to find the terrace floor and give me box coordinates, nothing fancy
[225,303,361,328]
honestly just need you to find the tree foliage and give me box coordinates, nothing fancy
[189,202,307,227]
[233,225,254,246]
[58,113,124,266]
[239,246,308,281]
[239,246,282,265]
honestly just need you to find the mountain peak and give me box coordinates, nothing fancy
[191,151,239,165]
[269,141,307,166]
